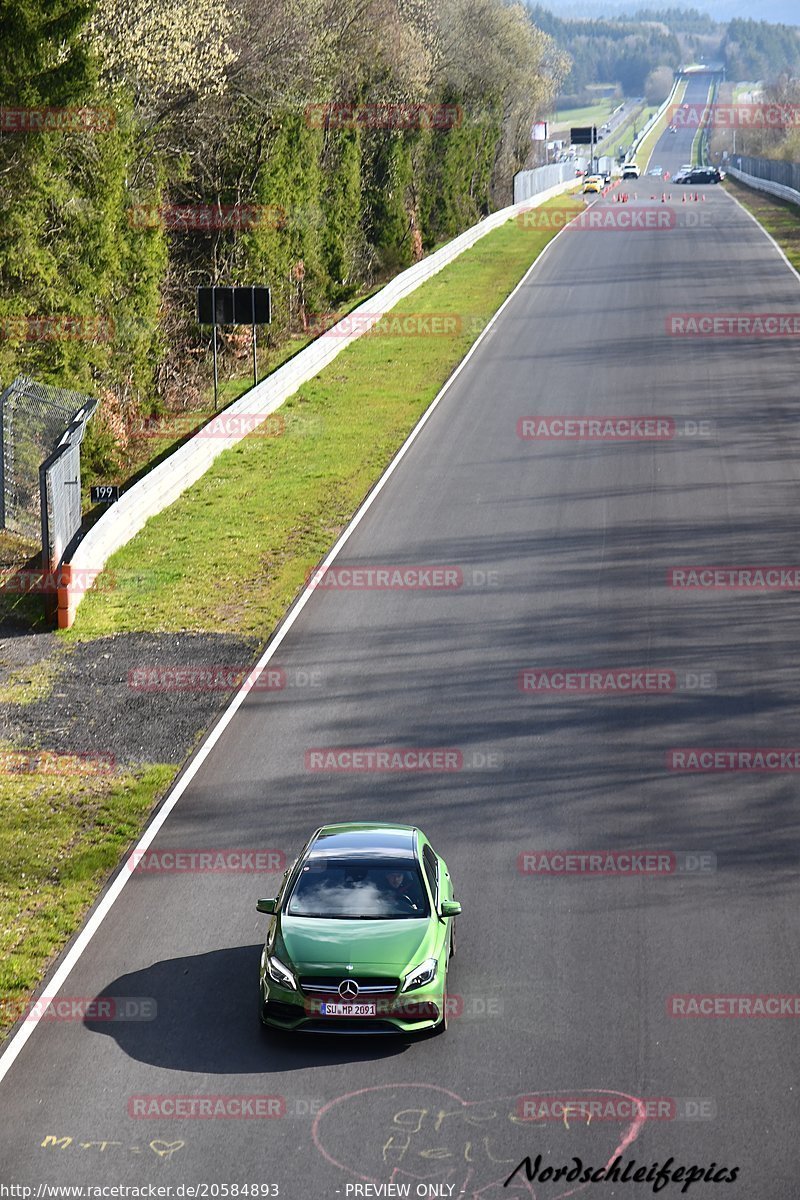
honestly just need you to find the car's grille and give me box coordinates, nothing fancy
[299,975,398,995]
[299,1019,407,1035]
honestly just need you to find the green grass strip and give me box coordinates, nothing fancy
[723,176,800,274]
[0,762,176,1035]
[70,198,582,639]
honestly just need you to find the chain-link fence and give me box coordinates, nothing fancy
[513,161,587,205]
[730,154,800,194]
[0,375,97,563]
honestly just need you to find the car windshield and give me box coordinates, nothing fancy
[286,857,430,919]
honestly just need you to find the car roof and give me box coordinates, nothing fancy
[308,823,419,860]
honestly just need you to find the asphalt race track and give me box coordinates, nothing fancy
[1,71,798,1197]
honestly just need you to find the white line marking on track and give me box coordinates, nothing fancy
[726,186,800,287]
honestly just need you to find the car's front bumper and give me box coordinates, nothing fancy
[259,978,444,1034]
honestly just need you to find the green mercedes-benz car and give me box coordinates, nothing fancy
[256,822,461,1034]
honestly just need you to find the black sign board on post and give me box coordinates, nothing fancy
[196,285,272,410]
[570,126,597,145]
[90,485,120,505]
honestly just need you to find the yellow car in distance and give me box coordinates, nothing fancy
[582,176,603,194]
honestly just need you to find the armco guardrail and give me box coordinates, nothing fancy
[60,172,581,627]
[726,155,800,206]
[726,166,800,206]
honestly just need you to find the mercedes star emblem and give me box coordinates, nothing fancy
[339,979,359,999]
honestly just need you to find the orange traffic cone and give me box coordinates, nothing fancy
[661,193,666,202]
[682,194,686,203]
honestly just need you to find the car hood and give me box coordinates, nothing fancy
[278,915,431,971]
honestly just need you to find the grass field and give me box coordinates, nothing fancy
[550,97,616,133]
[0,762,174,1036]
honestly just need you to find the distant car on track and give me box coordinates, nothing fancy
[621,162,640,179]
[583,176,603,193]
[674,167,722,185]
[257,822,461,1035]
[648,165,664,177]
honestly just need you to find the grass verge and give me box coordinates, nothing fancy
[723,176,800,273]
[70,194,583,639]
[551,97,616,132]
[0,762,176,1036]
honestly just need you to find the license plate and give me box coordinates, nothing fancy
[320,1002,377,1017]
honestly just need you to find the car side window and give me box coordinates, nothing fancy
[422,845,438,903]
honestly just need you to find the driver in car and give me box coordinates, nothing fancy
[379,868,424,912]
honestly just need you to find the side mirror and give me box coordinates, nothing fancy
[440,899,461,917]
[256,898,276,914]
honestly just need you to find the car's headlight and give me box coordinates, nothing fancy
[402,958,438,993]
[267,954,297,991]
